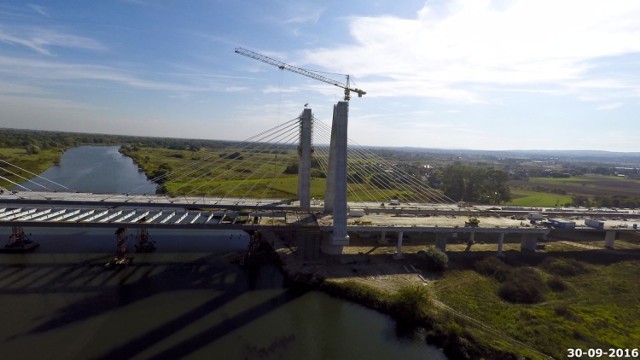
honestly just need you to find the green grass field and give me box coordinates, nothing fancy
[0,147,64,189]
[507,189,572,207]
[123,146,430,201]
[509,175,640,206]
[434,258,640,359]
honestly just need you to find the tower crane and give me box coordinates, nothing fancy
[234,47,366,101]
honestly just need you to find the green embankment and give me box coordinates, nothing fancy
[434,259,640,359]
[326,255,640,359]
[0,148,64,189]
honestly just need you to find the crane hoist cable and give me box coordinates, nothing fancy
[235,47,366,101]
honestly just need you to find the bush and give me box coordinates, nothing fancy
[422,247,448,271]
[392,285,433,324]
[283,163,298,174]
[498,268,547,303]
[542,257,589,277]
[547,276,567,292]
[474,256,510,282]
[554,304,579,321]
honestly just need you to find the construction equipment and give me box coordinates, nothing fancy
[235,47,366,101]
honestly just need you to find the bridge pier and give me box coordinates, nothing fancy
[3,226,39,252]
[604,230,616,249]
[497,232,505,256]
[378,231,388,245]
[393,231,404,259]
[464,232,476,251]
[520,234,537,252]
[435,233,447,252]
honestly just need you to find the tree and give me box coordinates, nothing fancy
[25,144,40,154]
[441,164,510,204]
[283,163,298,174]
[571,195,590,207]
[348,171,366,184]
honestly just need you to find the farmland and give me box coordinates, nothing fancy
[509,175,640,207]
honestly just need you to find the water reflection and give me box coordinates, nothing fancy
[20,146,156,194]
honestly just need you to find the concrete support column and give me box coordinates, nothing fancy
[435,233,447,252]
[378,231,388,245]
[604,230,616,249]
[520,234,537,252]
[322,101,350,255]
[394,231,404,259]
[497,232,505,256]
[298,108,312,211]
[464,231,476,251]
[323,105,338,213]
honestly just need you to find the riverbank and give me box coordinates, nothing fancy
[261,230,640,359]
[0,147,64,189]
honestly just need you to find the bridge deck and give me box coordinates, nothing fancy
[2,192,639,235]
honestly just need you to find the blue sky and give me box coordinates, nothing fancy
[2,0,640,151]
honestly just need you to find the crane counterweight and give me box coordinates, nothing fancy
[235,47,366,101]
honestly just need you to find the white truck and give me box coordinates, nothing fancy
[585,219,604,230]
[349,209,365,217]
[527,213,545,221]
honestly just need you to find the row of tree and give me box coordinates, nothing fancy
[440,164,511,204]
[571,194,640,208]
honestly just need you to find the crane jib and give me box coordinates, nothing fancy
[235,47,366,101]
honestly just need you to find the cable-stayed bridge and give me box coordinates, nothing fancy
[1,104,634,255]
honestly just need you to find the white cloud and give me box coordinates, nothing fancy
[27,4,49,18]
[279,2,324,24]
[300,0,640,102]
[0,55,216,93]
[596,102,622,110]
[0,26,105,55]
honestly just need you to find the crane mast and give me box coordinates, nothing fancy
[234,47,366,101]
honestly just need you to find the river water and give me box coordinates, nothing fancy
[1,145,446,359]
[20,145,157,194]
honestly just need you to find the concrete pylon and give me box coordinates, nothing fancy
[324,105,338,213]
[322,101,350,255]
[298,108,312,211]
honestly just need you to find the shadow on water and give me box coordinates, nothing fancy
[104,288,305,360]
[2,247,303,359]
[0,227,297,357]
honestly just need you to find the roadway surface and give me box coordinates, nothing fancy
[1,191,639,234]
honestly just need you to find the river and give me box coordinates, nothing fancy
[1,145,446,359]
